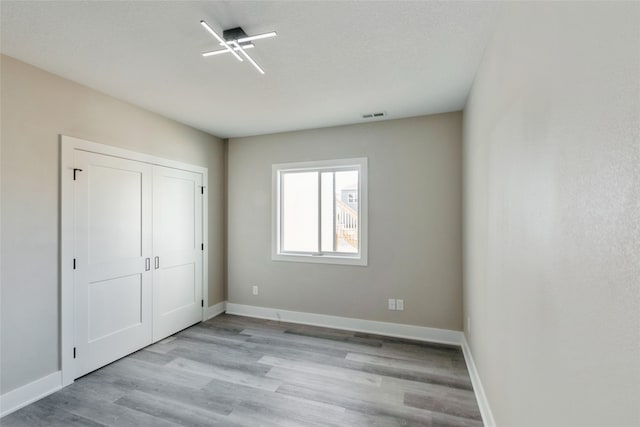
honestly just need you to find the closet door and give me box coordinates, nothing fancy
[152,165,203,341]
[74,150,153,378]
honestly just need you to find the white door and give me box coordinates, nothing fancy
[152,165,203,341]
[74,150,153,378]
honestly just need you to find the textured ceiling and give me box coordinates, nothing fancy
[0,1,499,138]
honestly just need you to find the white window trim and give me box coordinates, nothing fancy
[272,157,368,266]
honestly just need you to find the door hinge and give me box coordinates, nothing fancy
[201,299,204,308]
[201,243,204,251]
[73,347,76,359]
[73,168,83,180]
[200,186,205,195]
[73,258,76,270]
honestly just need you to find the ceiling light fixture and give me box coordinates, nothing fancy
[200,20,243,62]
[235,32,277,44]
[200,22,276,74]
[202,43,255,57]
[231,41,265,75]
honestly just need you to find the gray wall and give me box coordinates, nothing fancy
[0,55,226,394]
[463,2,640,426]
[228,114,463,330]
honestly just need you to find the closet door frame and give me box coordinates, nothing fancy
[60,135,209,387]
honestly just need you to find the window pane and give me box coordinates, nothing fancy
[320,172,335,252]
[282,171,318,252]
[335,170,358,253]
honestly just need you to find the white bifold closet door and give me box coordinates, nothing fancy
[152,165,203,341]
[73,151,203,378]
[74,151,153,378]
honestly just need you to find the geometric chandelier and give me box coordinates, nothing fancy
[200,20,277,75]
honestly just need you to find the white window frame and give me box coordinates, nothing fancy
[272,157,368,266]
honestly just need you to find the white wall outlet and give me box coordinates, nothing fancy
[388,298,396,310]
[396,299,404,311]
[252,285,259,296]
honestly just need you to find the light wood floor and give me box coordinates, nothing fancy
[3,314,482,426]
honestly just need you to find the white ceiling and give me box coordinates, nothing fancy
[0,1,499,138]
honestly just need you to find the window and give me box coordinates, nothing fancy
[272,157,367,265]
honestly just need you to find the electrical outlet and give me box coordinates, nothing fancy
[396,299,404,311]
[252,285,259,296]
[388,298,396,310]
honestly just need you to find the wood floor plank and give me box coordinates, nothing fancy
[144,340,179,354]
[169,336,263,366]
[93,368,235,417]
[405,391,483,421]
[283,328,385,347]
[100,357,212,390]
[242,327,386,354]
[276,382,434,426]
[3,314,483,426]
[431,412,484,427]
[113,389,231,426]
[347,351,455,372]
[203,378,347,427]
[346,351,471,382]
[266,366,405,405]
[381,375,478,404]
[244,335,352,359]
[1,399,106,427]
[178,326,251,345]
[36,386,180,427]
[258,355,383,386]
[167,356,282,391]
[127,348,176,366]
[340,408,431,427]
[338,357,474,390]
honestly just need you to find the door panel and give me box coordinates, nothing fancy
[157,263,195,314]
[158,177,196,251]
[152,166,203,341]
[74,150,153,378]
[88,274,143,342]
[88,165,143,263]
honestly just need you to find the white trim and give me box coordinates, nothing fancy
[61,135,208,174]
[201,168,209,321]
[0,371,62,418]
[204,301,227,320]
[271,157,368,267]
[60,136,75,386]
[60,135,209,387]
[462,335,496,427]
[225,303,462,346]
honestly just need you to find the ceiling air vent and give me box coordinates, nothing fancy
[362,112,386,119]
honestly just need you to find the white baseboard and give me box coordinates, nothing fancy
[204,300,227,320]
[461,335,496,427]
[225,302,462,346]
[0,371,62,418]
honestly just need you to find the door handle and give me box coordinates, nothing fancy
[154,256,160,269]
[145,257,151,271]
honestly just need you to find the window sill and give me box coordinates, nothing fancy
[272,252,368,266]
